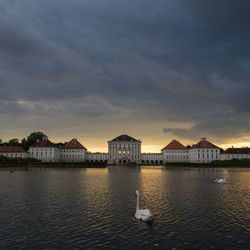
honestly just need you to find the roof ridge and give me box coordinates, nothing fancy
[111,135,138,142]
[30,139,57,148]
[0,146,27,153]
[223,147,250,154]
[162,139,186,150]
[192,139,219,149]
[62,138,87,149]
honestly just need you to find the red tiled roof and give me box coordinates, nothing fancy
[223,148,250,154]
[111,135,138,142]
[62,138,87,150]
[0,146,27,153]
[161,140,186,150]
[30,140,57,148]
[192,139,219,149]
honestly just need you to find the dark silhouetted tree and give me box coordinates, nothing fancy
[8,138,20,146]
[26,132,47,149]
[54,142,65,148]
[21,138,27,149]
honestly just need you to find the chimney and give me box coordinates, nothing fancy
[201,137,206,142]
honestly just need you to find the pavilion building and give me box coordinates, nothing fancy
[61,138,87,162]
[29,139,61,162]
[220,147,250,160]
[189,138,220,163]
[161,139,189,163]
[0,146,29,159]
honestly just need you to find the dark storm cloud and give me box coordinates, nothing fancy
[163,112,250,140]
[0,0,250,142]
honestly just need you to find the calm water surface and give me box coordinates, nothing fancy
[0,166,249,249]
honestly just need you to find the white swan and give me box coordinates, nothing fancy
[135,190,153,221]
[214,178,226,184]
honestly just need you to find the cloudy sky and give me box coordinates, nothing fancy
[0,0,250,152]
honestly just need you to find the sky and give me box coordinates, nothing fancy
[0,0,250,152]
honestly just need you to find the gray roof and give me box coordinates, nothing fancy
[111,135,138,142]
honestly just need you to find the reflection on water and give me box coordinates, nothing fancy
[0,166,249,249]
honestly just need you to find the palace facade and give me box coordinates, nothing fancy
[1,134,249,164]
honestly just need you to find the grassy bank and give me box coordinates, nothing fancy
[0,156,107,168]
[0,156,41,164]
[28,162,107,168]
[140,164,162,166]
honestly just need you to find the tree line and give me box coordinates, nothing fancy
[0,132,65,150]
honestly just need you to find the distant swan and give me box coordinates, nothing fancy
[214,178,226,184]
[135,190,153,221]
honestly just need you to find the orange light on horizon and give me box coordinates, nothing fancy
[87,141,250,153]
[219,142,250,150]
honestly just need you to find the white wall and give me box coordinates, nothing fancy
[220,153,250,160]
[108,140,141,164]
[189,148,220,163]
[61,149,86,162]
[86,153,108,162]
[141,153,163,164]
[29,147,61,162]
[0,152,29,158]
[162,149,189,163]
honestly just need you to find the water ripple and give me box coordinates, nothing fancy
[0,167,249,249]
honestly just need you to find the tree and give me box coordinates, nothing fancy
[54,142,65,148]
[21,138,27,149]
[8,138,20,146]
[26,131,48,149]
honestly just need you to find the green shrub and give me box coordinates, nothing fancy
[0,155,41,164]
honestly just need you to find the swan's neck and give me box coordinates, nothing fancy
[136,193,140,211]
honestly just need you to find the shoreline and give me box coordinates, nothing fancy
[0,163,107,169]
[163,165,250,168]
[1,164,250,169]
[1,159,250,169]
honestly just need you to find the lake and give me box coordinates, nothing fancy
[0,166,249,249]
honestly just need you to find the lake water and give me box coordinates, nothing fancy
[0,166,249,249]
